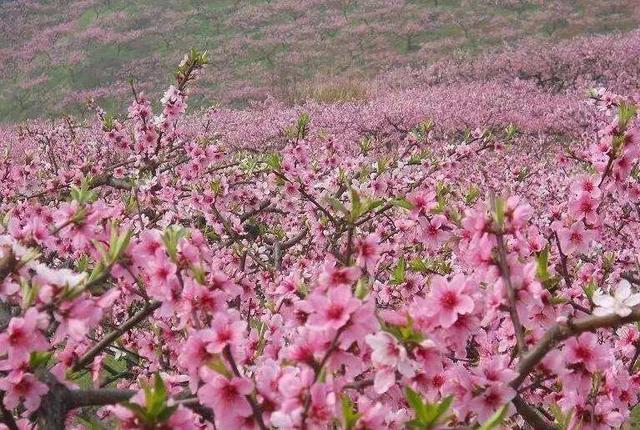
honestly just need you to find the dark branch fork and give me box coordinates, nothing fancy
[504,309,640,430]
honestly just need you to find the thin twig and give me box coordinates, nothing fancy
[72,301,160,371]
[222,346,267,430]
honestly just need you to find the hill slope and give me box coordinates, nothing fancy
[0,0,639,123]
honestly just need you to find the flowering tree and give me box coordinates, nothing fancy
[1,48,640,430]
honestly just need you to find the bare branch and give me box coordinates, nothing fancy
[67,388,135,408]
[512,396,556,430]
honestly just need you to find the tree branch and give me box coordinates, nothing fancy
[512,396,556,430]
[495,229,527,356]
[0,392,18,430]
[0,246,17,283]
[511,308,640,389]
[67,388,135,408]
[272,171,337,225]
[222,345,267,430]
[240,199,272,222]
[72,301,160,371]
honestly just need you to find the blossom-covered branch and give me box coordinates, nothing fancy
[0,44,639,430]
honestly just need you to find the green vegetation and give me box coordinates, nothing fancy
[0,0,638,122]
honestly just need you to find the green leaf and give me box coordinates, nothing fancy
[583,280,597,300]
[406,419,423,429]
[491,196,506,229]
[549,295,568,305]
[535,248,551,282]
[296,112,310,139]
[390,257,406,285]
[618,101,637,131]
[297,282,309,297]
[376,157,388,173]
[326,197,350,216]
[77,412,111,430]
[206,355,233,378]
[359,137,372,154]
[629,406,640,430]
[464,186,480,205]
[70,179,98,205]
[126,373,176,425]
[390,197,414,210]
[122,402,149,422]
[602,251,616,272]
[341,395,361,430]
[21,279,39,309]
[505,123,519,140]
[516,167,530,182]
[463,127,472,142]
[180,48,209,69]
[428,395,453,426]
[191,264,206,284]
[75,254,90,272]
[29,351,53,369]
[265,152,283,171]
[405,388,452,429]
[383,316,425,346]
[365,198,384,213]
[409,258,427,272]
[350,188,362,219]
[144,374,167,419]
[86,259,106,285]
[162,226,186,262]
[108,226,132,263]
[550,405,576,430]
[154,373,168,399]
[355,277,369,299]
[156,405,178,423]
[101,114,116,131]
[210,179,223,195]
[175,48,209,81]
[405,387,427,423]
[415,119,434,138]
[408,155,422,165]
[477,404,509,430]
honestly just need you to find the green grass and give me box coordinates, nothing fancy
[76,7,98,29]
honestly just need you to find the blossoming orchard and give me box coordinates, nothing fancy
[1,35,640,430]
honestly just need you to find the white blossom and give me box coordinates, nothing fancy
[593,280,640,317]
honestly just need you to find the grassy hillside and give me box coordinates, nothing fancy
[0,0,639,123]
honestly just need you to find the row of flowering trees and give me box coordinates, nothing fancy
[0,49,640,429]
